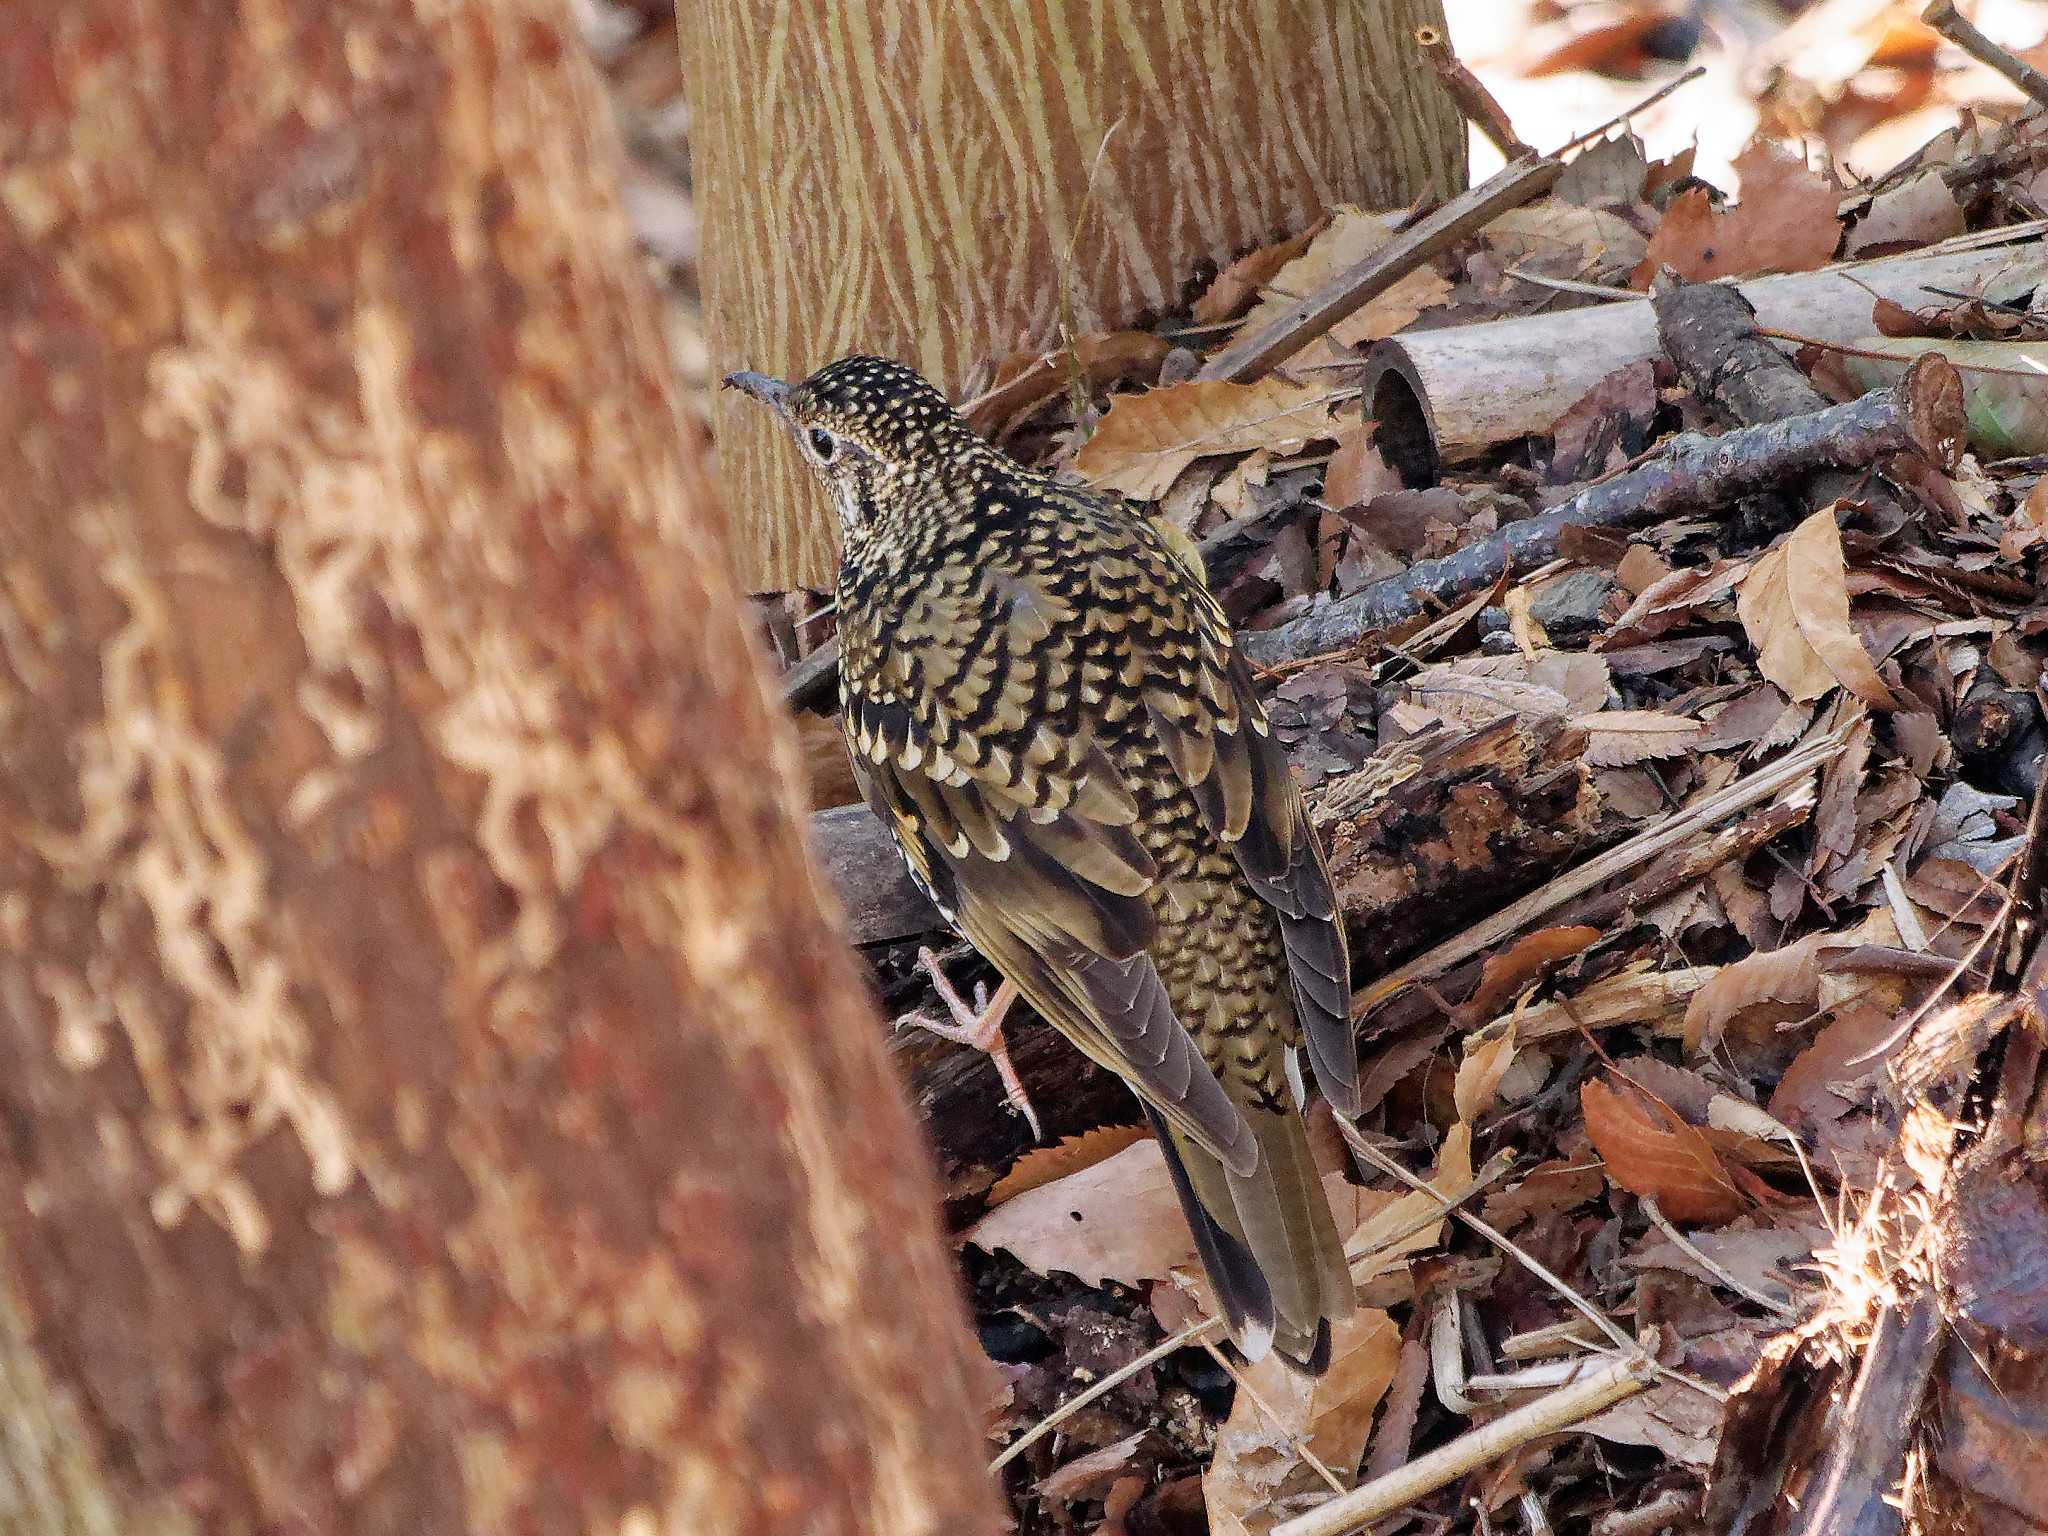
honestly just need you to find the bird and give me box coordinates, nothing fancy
[726,355,1358,1371]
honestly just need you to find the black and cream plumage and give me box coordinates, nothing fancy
[727,356,1358,1370]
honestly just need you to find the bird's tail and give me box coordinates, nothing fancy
[1146,1101,1354,1373]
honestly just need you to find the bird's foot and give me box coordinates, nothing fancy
[897,948,1043,1142]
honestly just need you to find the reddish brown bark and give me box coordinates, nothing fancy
[0,3,1000,1533]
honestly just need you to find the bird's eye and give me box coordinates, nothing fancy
[808,427,839,463]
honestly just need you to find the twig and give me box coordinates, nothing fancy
[1198,156,1565,384]
[1922,0,2048,110]
[989,1316,1220,1472]
[1551,66,1707,157]
[1641,1197,1798,1319]
[1416,25,1532,160]
[1198,1338,1349,1494]
[1240,354,1967,667]
[782,640,841,714]
[1338,1122,1638,1357]
[1270,1351,1657,1536]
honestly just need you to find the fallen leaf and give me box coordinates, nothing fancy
[1074,377,1339,499]
[1575,709,1705,767]
[1203,1308,1401,1535]
[1844,169,1964,257]
[1464,926,1603,1022]
[1195,221,1328,325]
[1328,265,1453,347]
[1738,506,1899,708]
[1454,1020,1519,1125]
[1485,203,1648,283]
[1038,1429,1148,1503]
[1234,207,1396,338]
[1323,422,1402,510]
[1347,1124,1475,1284]
[963,332,1170,439]
[988,1124,1149,1205]
[1481,1156,1605,1231]
[1633,139,1840,286]
[965,1139,1194,1286]
[1582,1076,1746,1224]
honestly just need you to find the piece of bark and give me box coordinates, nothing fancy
[1241,353,1965,667]
[0,4,1002,1533]
[817,804,942,941]
[1314,715,1602,972]
[1359,243,2023,483]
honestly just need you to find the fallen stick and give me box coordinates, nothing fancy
[1198,155,1566,385]
[1923,0,2048,110]
[1415,24,1531,161]
[1240,354,1965,668]
[1271,1350,1657,1536]
[1358,238,2034,482]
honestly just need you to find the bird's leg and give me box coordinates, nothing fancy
[896,948,1043,1142]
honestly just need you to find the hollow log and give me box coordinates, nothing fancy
[1360,241,2029,484]
[683,0,1469,591]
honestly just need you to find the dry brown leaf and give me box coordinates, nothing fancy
[1038,1430,1148,1503]
[1233,206,1394,338]
[963,332,1170,439]
[1454,1019,1519,1125]
[1738,506,1899,709]
[1074,377,1339,499]
[1195,221,1328,325]
[1328,265,1453,347]
[1844,169,1964,257]
[988,1123,1148,1205]
[1346,1124,1474,1284]
[1633,140,1841,286]
[964,1139,1194,1285]
[1323,422,1402,510]
[1582,1076,1747,1224]
[1484,203,1648,281]
[1575,709,1705,767]
[1464,925,1603,1022]
[1203,1308,1401,1535]
[1481,1155,1605,1231]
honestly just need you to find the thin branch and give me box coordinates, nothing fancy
[1270,1351,1657,1536]
[989,1316,1220,1472]
[1416,24,1532,160]
[1922,0,2048,110]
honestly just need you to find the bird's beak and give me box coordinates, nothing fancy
[722,370,792,414]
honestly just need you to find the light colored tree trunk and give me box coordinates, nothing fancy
[0,3,1001,1533]
[684,0,1470,592]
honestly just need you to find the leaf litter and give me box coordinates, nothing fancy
[741,22,2048,1536]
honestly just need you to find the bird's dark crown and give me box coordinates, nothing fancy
[782,355,972,464]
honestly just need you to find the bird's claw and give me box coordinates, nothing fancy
[897,948,1043,1142]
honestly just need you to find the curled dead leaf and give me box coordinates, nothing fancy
[1737,506,1899,709]
[1582,1076,1747,1225]
[1073,377,1340,499]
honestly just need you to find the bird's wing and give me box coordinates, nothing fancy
[845,649,1257,1176]
[1136,546,1361,1116]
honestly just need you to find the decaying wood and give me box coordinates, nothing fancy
[1199,155,1565,385]
[0,4,1000,1533]
[1241,354,1967,668]
[684,0,1467,591]
[1359,242,2029,482]
[1314,715,1603,973]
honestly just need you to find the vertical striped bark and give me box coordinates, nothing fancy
[684,0,1469,592]
[0,2,999,1533]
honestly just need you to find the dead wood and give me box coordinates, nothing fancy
[1359,242,2025,481]
[1240,354,1966,668]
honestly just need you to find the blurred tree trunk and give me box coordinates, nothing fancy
[684,0,1470,592]
[0,3,1000,1534]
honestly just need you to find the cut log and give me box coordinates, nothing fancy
[1359,240,2033,484]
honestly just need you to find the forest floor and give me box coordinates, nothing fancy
[591,3,2048,1532]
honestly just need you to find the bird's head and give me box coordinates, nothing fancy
[723,355,973,540]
